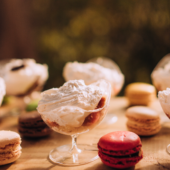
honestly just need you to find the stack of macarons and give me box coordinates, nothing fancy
[18,111,52,138]
[125,82,156,106]
[0,130,22,165]
[98,131,143,169]
[126,106,161,136]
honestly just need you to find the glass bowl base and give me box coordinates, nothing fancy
[49,144,99,166]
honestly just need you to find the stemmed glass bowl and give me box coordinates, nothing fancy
[158,89,170,154]
[151,54,170,91]
[87,57,124,96]
[0,59,48,116]
[38,80,111,166]
[87,57,124,125]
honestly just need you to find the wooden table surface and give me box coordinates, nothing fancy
[1,97,170,170]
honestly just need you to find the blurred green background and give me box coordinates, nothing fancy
[31,0,170,95]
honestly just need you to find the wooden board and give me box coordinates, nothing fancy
[1,97,170,170]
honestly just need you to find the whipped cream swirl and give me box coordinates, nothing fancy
[63,62,124,96]
[37,80,106,127]
[0,59,48,96]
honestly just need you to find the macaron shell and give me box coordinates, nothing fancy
[19,111,46,128]
[126,106,161,136]
[99,149,143,169]
[0,131,21,148]
[18,111,52,138]
[98,131,141,154]
[125,116,160,124]
[127,121,161,136]
[126,106,160,120]
[125,83,156,105]
[127,93,156,105]
[0,131,22,166]
[0,149,21,166]
[127,119,161,129]
[0,144,21,153]
[125,83,156,95]
[98,144,142,156]
[19,126,52,137]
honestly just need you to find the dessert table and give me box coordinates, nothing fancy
[1,97,170,170]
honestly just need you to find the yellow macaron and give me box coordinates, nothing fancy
[125,82,156,106]
[125,106,161,136]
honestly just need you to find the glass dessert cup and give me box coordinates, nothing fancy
[151,54,170,91]
[0,58,48,116]
[87,57,124,126]
[159,102,170,154]
[41,82,111,166]
[158,92,170,154]
[87,57,124,96]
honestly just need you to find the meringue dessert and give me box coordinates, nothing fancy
[151,60,170,91]
[0,77,5,105]
[63,62,124,96]
[158,88,170,119]
[37,79,111,135]
[0,59,48,96]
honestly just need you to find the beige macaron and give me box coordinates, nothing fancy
[125,106,161,136]
[125,83,156,106]
[0,130,22,166]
